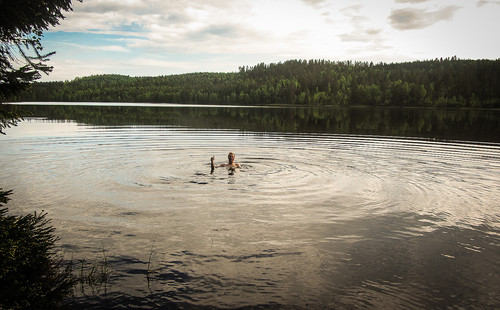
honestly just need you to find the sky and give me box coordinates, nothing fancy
[40,0,500,81]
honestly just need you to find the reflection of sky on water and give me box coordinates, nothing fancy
[1,117,499,309]
[3,118,499,229]
[3,118,81,138]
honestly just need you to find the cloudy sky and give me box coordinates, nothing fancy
[40,0,499,81]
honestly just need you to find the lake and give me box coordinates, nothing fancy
[1,103,500,309]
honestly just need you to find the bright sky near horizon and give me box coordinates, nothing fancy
[40,0,500,81]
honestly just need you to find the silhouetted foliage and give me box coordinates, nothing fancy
[0,190,76,309]
[0,0,81,133]
[0,104,23,134]
[0,0,78,98]
[13,58,500,108]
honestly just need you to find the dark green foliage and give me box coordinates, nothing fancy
[0,103,23,134]
[0,0,72,38]
[13,58,500,108]
[1,0,80,135]
[0,190,76,309]
[0,0,79,102]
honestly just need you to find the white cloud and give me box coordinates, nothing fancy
[126,57,198,70]
[477,0,500,7]
[38,0,500,81]
[389,6,461,30]
[395,0,430,3]
[46,59,110,81]
[63,42,130,53]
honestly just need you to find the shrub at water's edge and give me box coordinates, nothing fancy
[0,190,76,309]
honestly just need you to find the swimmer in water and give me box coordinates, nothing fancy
[211,152,241,172]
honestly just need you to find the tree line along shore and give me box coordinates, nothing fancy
[12,58,500,108]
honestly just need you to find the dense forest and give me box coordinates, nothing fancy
[12,58,500,108]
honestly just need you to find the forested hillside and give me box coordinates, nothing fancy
[12,58,500,107]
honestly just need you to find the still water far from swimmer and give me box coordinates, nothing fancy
[1,104,499,309]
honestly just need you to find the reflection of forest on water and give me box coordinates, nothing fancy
[16,104,500,142]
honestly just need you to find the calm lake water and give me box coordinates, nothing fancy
[2,103,500,309]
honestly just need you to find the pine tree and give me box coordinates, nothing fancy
[0,0,80,132]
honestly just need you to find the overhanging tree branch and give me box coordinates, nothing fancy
[0,0,81,132]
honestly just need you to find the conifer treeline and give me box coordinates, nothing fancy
[13,58,500,107]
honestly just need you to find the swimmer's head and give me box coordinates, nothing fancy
[228,152,235,162]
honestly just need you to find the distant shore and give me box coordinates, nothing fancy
[10,58,500,108]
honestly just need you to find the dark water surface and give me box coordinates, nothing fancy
[1,103,500,309]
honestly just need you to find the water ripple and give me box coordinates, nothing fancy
[2,119,500,309]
